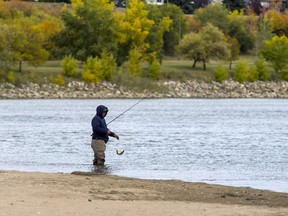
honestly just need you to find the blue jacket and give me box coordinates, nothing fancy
[91,105,109,143]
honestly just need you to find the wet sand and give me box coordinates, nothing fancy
[1,170,288,216]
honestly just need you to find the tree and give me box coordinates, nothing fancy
[247,0,263,15]
[227,37,240,69]
[177,23,229,70]
[0,18,50,73]
[260,35,288,76]
[255,15,274,53]
[168,0,207,14]
[115,0,154,75]
[155,4,185,56]
[54,0,118,61]
[0,2,61,73]
[228,10,255,53]
[265,9,288,37]
[222,0,246,12]
[144,4,172,63]
[0,24,15,71]
[194,3,230,34]
[15,18,50,72]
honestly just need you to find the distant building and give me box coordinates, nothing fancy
[146,0,164,5]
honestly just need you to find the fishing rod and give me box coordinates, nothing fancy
[107,98,145,125]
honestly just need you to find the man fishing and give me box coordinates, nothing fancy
[91,105,119,166]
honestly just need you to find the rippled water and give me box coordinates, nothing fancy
[1,99,288,192]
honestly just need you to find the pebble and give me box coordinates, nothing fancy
[1,80,288,99]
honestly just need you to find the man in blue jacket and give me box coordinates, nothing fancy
[91,105,119,166]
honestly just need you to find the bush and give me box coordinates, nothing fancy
[233,60,249,83]
[51,74,65,86]
[147,60,162,80]
[127,49,143,76]
[99,51,117,81]
[82,57,102,84]
[81,52,116,84]
[254,57,270,81]
[248,65,258,82]
[281,67,288,81]
[6,71,15,84]
[214,64,228,82]
[61,55,78,77]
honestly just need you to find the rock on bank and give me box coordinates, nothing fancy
[1,80,288,99]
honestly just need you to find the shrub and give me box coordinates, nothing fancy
[51,74,65,86]
[281,67,288,81]
[82,57,102,84]
[233,60,249,83]
[61,55,78,77]
[214,64,228,82]
[127,49,143,76]
[81,52,116,84]
[254,57,270,81]
[248,65,258,82]
[99,51,117,81]
[6,71,15,84]
[147,60,162,80]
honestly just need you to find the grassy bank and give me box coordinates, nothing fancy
[0,55,269,92]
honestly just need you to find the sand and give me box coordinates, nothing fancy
[1,170,288,216]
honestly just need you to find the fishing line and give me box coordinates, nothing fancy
[107,98,144,155]
[107,98,145,125]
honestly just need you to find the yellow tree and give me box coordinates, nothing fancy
[33,19,61,53]
[4,18,50,72]
[265,9,288,37]
[115,0,154,76]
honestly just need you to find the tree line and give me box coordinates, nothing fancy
[1,0,288,84]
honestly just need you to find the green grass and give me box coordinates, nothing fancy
[1,54,275,88]
[21,61,62,74]
[160,58,216,82]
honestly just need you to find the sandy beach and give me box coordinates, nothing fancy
[0,170,288,216]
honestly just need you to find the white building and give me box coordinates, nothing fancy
[146,0,165,5]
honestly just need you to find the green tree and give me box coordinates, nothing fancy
[260,35,288,75]
[177,23,230,70]
[159,4,186,56]
[194,3,230,34]
[227,36,240,69]
[54,0,118,61]
[228,10,255,53]
[0,24,14,71]
[255,15,274,54]
[222,0,246,12]
[0,18,49,72]
[144,4,172,63]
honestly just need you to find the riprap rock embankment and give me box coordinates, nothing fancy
[1,80,288,99]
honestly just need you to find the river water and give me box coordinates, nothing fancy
[0,99,287,192]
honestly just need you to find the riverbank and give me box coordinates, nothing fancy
[1,80,288,99]
[1,170,288,216]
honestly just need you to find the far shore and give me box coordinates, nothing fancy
[1,170,288,216]
[1,80,288,99]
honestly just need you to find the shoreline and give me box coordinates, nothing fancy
[1,80,288,99]
[1,170,288,216]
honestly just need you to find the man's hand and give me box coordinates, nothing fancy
[114,134,119,140]
[107,130,119,140]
